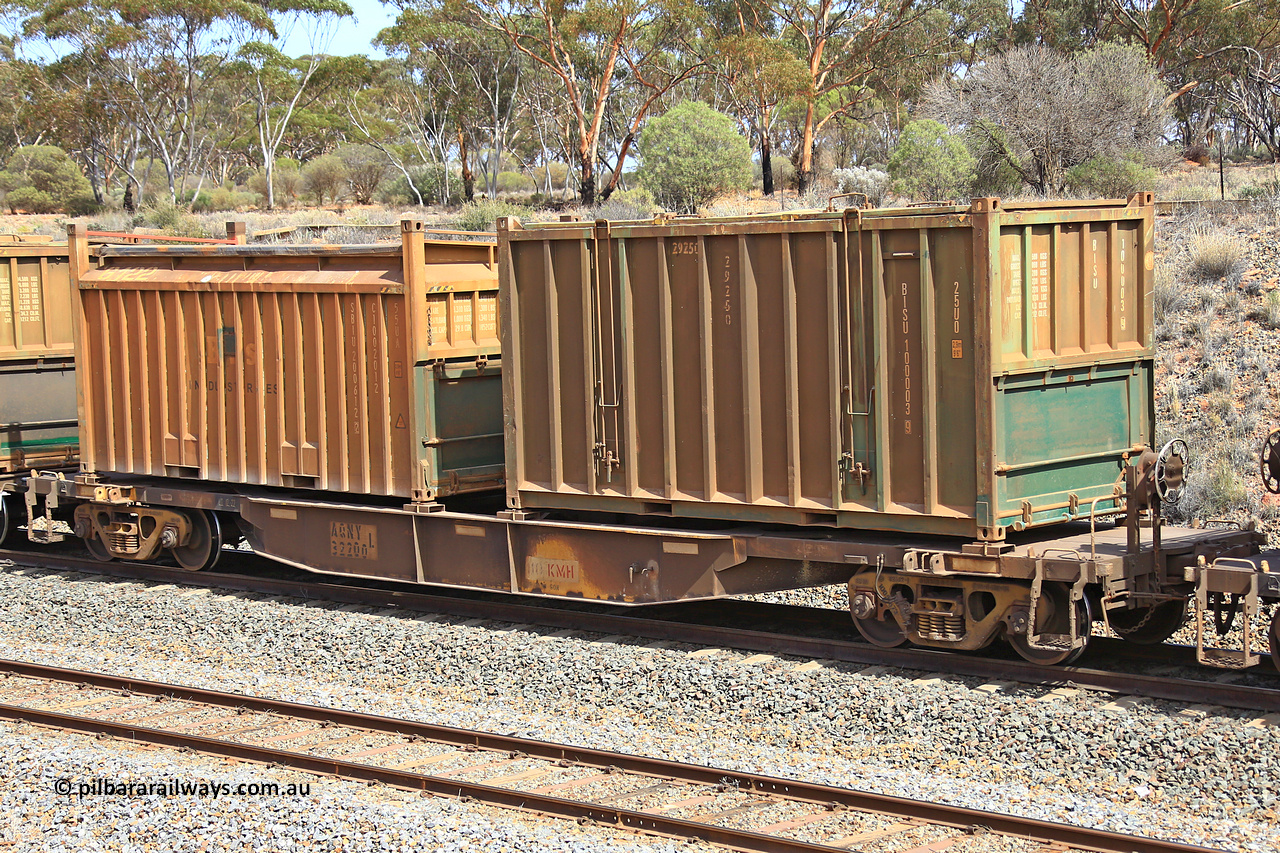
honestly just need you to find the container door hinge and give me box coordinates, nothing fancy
[840,453,870,494]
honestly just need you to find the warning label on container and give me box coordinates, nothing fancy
[526,555,581,592]
[330,521,378,560]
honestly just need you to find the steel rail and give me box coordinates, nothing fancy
[2,547,1278,714]
[0,659,1224,853]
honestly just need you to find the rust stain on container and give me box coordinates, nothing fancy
[70,222,503,501]
[499,195,1155,539]
[0,239,78,476]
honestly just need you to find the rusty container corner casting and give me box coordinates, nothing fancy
[1,236,78,477]
[68,220,503,502]
[499,195,1155,540]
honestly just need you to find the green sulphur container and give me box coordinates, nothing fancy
[500,195,1155,540]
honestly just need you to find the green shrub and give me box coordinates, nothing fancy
[337,144,387,205]
[1238,178,1280,200]
[1204,458,1247,514]
[0,145,94,213]
[453,199,526,232]
[965,122,1023,197]
[543,162,570,191]
[1066,151,1158,197]
[495,171,536,194]
[1250,289,1280,328]
[887,120,976,201]
[638,101,753,213]
[191,184,258,213]
[592,186,661,220]
[140,201,208,238]
[302,154,348,205]
[248,158,303,208]
[65,193,103,216]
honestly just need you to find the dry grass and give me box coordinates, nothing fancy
[1250,289,1280,328]
[1186,230,1247,283]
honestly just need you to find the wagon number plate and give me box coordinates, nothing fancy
[330,521,378,560]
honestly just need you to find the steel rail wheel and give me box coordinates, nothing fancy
[172,510,223,572]
[1269,609,1280,673]
[1008,585,1091,666]
[0,493,17,547]
[82,533,114,562]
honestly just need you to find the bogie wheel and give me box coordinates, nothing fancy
[83,533,115,562]
[0,493,17,547]
[852,608,909,647]
[172,510,223,572]
[1269,609,1280,673]
[849,585,908,648]
[1108,600,1187,646]
[1008,584,1091,666]
[1262,430,1280,494]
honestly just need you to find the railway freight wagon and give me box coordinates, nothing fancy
[0,236,77,544]
[18,209,1280,670]
[59,220,504,568]
[499,196,1156,541]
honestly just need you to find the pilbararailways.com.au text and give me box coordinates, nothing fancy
[54,777,311,799]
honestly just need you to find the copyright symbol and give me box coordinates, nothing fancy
[54,778,71,796]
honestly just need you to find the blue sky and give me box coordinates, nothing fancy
[285,0,397,59]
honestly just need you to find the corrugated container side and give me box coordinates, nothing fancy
[500,196,1155,539]
[71,224,502,500]
[0,240,78,474]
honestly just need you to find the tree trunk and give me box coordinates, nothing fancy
[122,182,136,214]
[761,130,774,197]
[796,102,816,196]
[265,159,276,210]
[458,128,474,202]
[600,133,635,202]
[580,152,596,206]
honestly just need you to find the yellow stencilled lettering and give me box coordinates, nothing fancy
[722,254,732,326]
[952,281,961,334]
[329,520,378,560]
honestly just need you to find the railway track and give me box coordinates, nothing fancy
[0,658,1225,853]
[3,546,1278,715]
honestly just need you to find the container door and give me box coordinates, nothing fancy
[850,221,977,520]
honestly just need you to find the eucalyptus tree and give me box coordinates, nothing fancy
[231,0,355,209]
[464,0,704,205]
[379,1,524,202]
[346,57,450,205]
[19,0,278,203]
[709,5,809,196]
[763,0,950,193]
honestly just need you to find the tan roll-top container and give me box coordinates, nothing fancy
[70,221,503,501]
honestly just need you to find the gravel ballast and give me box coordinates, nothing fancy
[1,565,1278,851]
[0,719,677,852]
